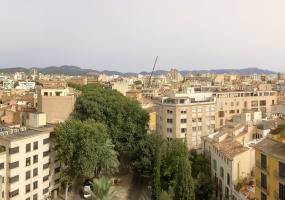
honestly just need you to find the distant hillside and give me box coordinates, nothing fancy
[0,65,277,77]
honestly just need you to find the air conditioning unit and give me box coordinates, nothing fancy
[20,127,26,132]
[9,129,14,134]
[0,132,4,136]
[13,129,19,133]
[3,131,9,135]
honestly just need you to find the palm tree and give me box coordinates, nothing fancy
[84,177,125,200]
[94,138,120,177]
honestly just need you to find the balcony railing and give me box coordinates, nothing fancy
[274,170,285,183]
[256,180,269,195]
[256,161,269,174]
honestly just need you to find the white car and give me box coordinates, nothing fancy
[83,185,91,199]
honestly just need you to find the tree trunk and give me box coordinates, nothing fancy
[65,183,69,200]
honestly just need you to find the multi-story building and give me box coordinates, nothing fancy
[254,137,285,200]
[18,82,36,90]
[37,87,75,123]
[29,69,37,76]
[156,88,277,150]
[0,113,60,200]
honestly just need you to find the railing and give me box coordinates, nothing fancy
[256,161,269,174]
[256,180,269,195]
[274,170,285,183]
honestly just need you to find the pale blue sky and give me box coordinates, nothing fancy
[0,0,285,72]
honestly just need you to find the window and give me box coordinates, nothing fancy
[167,110,173,114]
[251,101,258,107]
[43,175,49,182]
[166,128,172,133]
[192,108,196,113]
[211,107,215,111]
[261,192,267,200]
[261,172,267,190]
[261,153,267,170]
[192,127,196,132]
[198,126,202,131]
[26,184,30,193]
[218,111,224,117]
[211,116,215,120]
[244,101,247,108]
[227,173,230,186]
[278,182,285,200]
[181,109,187,114]
[219,179,222,192]
[26,157,31,166]
[44,92,48,96]
[33,181,38,189]
[206,107,210,112]
[278,161,285,179]
[9,161,19,169]
[206,125,210,131]
[33,168,38,177]
[33,141,38,150]
[43,150,49,157]
[43,138,49,144]
[0,162,4,169]
[198,118,202,122]
[9,189,19,198]
[9,146,19,154]
[220,167,224,179]
[192,136,196,142]
[231,102,234,106]
[229,110,235,114]
[9,175,19,183]
[55,178,60,185]
[26,143,31,152]
[220,103,223,109]
[167,119,173,123]
[260,100,266,106]
[213,160,217,171]
[192,118,196,123]
[181,119,187,123]
[55,167,60,173]
[198,108,202,113]
[33,155,38,163]
[26,171,30,180]
[260,107,266,113]
[236,102,239,106]
[181,128,187,133]
[33,193,37,200]
[43,187,49,194]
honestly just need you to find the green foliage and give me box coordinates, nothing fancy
[73,83,150,152]
[68,82,82,90]
[131,134,163,174]
[194,172,214,200]
[14,82,19,88]
[152,138,162,200]
[134,80,142,85]
[189,149,209,178]
[174,155,195,200]
[271,123,285,136]
[84,177,125,200]
[52,118,117,184]
[34,81,43,86]
[159,187,174,200]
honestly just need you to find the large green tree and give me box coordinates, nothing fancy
[194,172,214,200]
[151,138,162,200]
[52,118,118,199]
[73,83,150,153]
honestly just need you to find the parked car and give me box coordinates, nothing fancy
[83,179,92,199]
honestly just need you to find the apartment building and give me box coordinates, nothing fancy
[0,114,59,200]
[201,111,271,200]
[156,88,276,150]
[37,87,75,123]
[254,138,285,200]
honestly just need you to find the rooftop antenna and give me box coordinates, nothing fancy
[148,56,158,88]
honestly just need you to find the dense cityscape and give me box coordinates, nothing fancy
[0,67,284,200]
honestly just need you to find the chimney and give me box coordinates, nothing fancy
[242,137,246,147]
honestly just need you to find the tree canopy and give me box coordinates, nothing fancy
[73,83,150,152]
[67,82,82,90]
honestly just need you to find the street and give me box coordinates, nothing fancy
[127,174,151,200]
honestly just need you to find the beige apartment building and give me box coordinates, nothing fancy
[37,88,75,123]
[156,88,276,150]
[0,113,60,200]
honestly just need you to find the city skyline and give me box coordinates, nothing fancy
[1,0,285,72]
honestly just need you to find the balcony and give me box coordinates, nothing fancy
[274,170,285,183]
[256,180,269,195]
[256,161,269,174]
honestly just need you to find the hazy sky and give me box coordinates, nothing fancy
[1,0,285,72]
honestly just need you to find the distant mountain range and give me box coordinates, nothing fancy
[0,65,277,77]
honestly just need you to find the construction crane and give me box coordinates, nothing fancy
[148,56,158,88]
